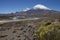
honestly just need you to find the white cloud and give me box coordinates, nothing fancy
[33,4,51,10]
[23,8,30,12]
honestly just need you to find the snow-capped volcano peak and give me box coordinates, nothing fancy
[22,4,51,12]
[33,4,51,10]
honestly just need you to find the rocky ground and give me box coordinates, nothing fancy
[0,21,40,40]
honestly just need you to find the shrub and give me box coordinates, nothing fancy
[35,24,60,40]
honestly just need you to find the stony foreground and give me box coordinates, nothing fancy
[0,21,39,40]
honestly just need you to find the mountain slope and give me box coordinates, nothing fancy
[15,4,58,15]
[0,4,60,20]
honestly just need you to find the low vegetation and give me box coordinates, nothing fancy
[35,21,60,40]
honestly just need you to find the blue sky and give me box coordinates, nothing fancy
[0,0,60,13]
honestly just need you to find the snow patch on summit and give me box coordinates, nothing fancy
[23,8,30,12]
[33,4,51,10]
